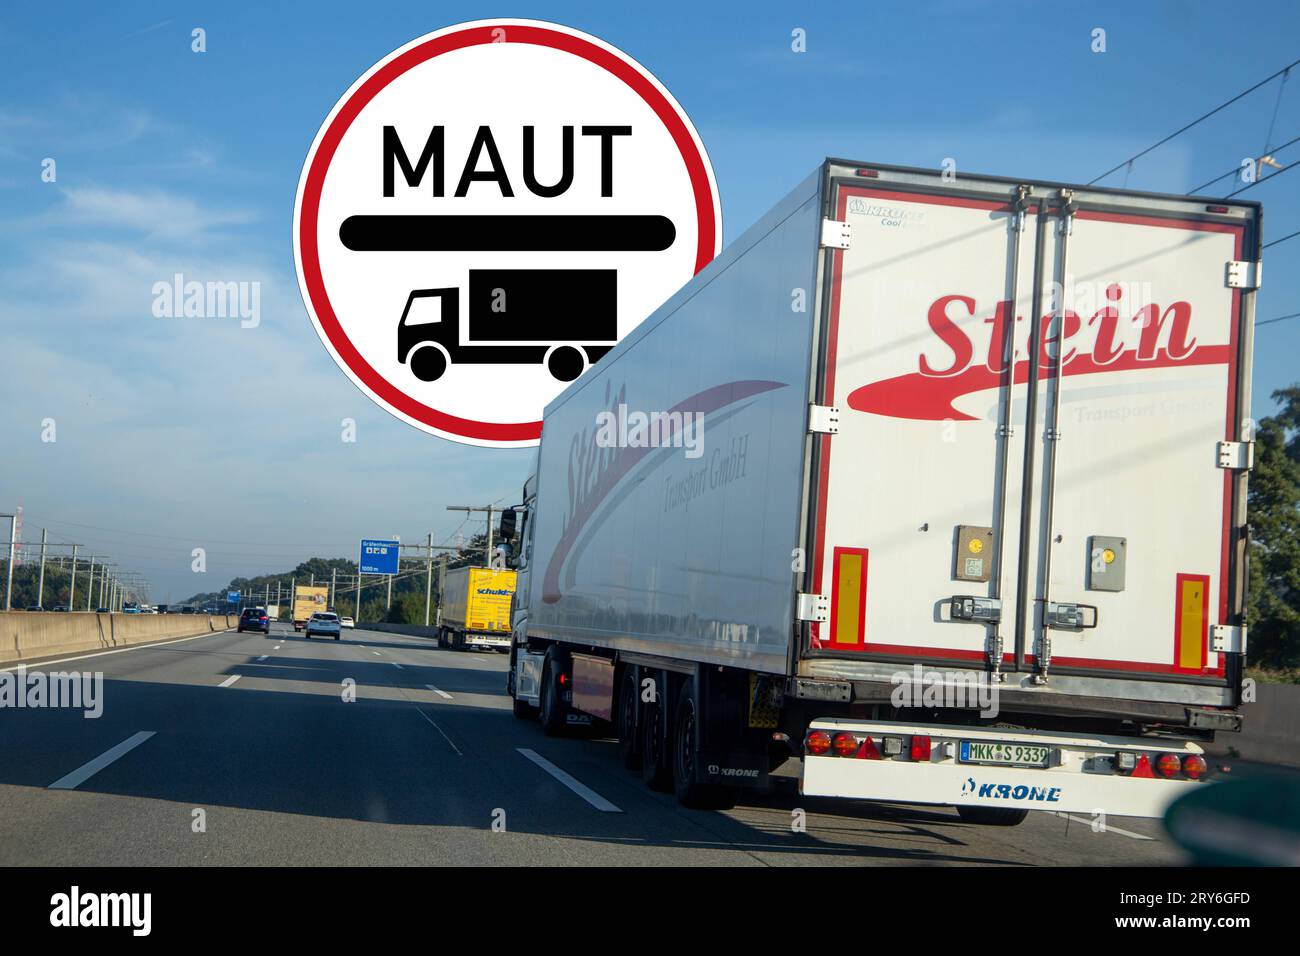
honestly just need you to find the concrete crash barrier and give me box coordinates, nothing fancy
[1206,683,1300,770]
[0,611,233,665]
[358,622,442,640]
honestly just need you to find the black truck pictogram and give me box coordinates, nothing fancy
[397,269,617,383]
[338,213,675,383]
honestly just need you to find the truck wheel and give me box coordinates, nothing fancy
[409,343,448,382]
[545,345,585,382]
[437,628,449,649]
[538,652,568,737]
[507,668,537,720]
[671,682,738,810]
[640,685,673,791]
[956,806,1029,827]
[616,667,641,771]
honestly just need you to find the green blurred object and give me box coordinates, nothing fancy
[1164,768,1300,865]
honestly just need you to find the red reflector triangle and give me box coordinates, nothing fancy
[1132,754,1155,778]
[858,736,882,760]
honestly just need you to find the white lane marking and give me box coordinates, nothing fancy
[0,629,236,673]
[257,655,268,662]
[372,651,382,657]
[425,684,453,700]
[1051,812,1153,841]
[274,646,281,650]
[49,731,157,790]
[218,675,241,688]
[415,708,462,756]
[392,662,403,669]
[516,749,623,813]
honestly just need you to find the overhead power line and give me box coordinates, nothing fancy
[1186,132,1300,194]
[1090,57,1300,185]
[1258,311,1300,328]
[1264,228,1300,249]
[1224,158,1298,197]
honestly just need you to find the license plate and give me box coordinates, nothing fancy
[959,740,1051,768]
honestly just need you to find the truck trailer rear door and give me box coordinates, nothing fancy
[1014,191,1255,687]
[808,164,1255,698]
[809,172,1036,672]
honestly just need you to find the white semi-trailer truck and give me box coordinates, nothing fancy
[504,159,1259,824]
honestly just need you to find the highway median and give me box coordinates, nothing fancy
[0,613,234,665]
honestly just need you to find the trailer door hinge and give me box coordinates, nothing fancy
[808,403,840,434]
[1217,440,1254,470]
[820,218,852,249]
[1226,260,1262,289]
[1211,624,1247,654]
[796,592,829,624]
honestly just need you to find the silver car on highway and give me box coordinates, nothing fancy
[304,611,342,640]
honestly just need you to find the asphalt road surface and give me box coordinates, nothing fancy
[0,624,1186,865]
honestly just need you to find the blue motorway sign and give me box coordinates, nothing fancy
[227,590,240,603]
[359,539,400,575]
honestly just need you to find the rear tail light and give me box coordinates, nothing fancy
[805,730,831,756]
[909,735,932,762]
[1155,753,1182,779]
[832,732,858,757]
[1182,754,1208,780]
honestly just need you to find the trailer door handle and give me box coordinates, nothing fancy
[1044,602,1098,630]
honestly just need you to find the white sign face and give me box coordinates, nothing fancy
[294,19,722,447]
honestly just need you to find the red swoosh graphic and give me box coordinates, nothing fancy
[846,346,1230,421]
[542,379,785,603]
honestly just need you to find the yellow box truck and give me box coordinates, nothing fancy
[292,585,330,632]
[439,567,517,652]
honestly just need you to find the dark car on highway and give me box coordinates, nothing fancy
[238,607,271,634]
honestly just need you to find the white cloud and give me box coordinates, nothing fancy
[51,186,257,240]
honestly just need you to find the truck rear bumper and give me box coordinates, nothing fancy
[801,718,1211,819]
[464,633,511,649]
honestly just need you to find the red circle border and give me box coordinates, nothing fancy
[297,23,719,443]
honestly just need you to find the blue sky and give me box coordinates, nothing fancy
[2,1,1298,600]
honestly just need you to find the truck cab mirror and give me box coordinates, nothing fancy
[498,507,519,541]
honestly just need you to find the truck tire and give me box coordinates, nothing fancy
[507,668,537,720]
[616,667,641,771]
[671,682,738,811]
[437,628,449,649]
[956,806,1029,827]
[538,651,568,737]
[640,678,672,791]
